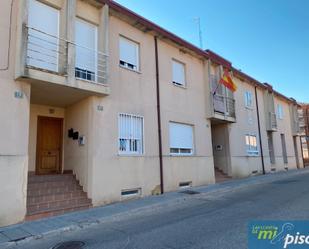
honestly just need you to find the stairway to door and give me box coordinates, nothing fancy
[27,172,92,221]
[215,168,232,183]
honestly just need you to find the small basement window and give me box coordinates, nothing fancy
[179,181,192,189]
[121,188,141,198]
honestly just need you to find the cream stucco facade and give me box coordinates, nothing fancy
[0,0,304,227]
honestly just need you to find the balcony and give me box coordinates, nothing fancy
[208,74,236,123]
[263,90,277,132]
[26,26,67,75]
[17,25,109,106]
[267,112,277,131]
[289,105,302,136]
[209,93,236,122]
[299,125,306,135]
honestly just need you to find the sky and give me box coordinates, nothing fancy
[115,0,309,102]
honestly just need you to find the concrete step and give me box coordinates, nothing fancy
[27,179,81,190]
[27,191,88,205]
[28,174,76,183]
[27,184,83,196]
[215,168,232,183]
[27,197,91,215]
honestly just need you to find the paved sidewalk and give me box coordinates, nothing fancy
[1,168,308,248]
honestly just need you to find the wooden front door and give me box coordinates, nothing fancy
[36,116,63,175]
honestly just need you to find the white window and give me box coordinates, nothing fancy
[27,0,60,72]
[169,122,193,155]
[118,114,144,155]
[172,60,186,86]
[245,134,259,156]
[277,104,283,119]
[75,18,98,82]
[119,36,139,71]
[245,91,253,108]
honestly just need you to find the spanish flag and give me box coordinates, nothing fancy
[219,69,237,92]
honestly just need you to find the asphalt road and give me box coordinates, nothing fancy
[8,171,309,249]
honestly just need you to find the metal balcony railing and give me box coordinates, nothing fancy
[226,96,236,118]
[210,74,236,119]
[25,26,108,85]
[26,26,67,74]
[269,112,277,130]
[210,93,236,118]
[299,119,306,127]
[300,126,306,135]
[298,110,304,118]
[74,44,108,85]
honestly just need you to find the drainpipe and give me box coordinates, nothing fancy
[154,36,164,194]
[254,86,266,175]
[0,0,13,71]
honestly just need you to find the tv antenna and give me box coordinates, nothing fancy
[194,17,203,49]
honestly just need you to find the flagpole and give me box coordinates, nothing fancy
[213,65,223,95]
[213,79,221,95]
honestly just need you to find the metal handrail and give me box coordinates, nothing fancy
[269,112,277,129]
[226,96,236,117]
[210,92,236,118]
[25,26,108,84]
[26,26,109,56]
